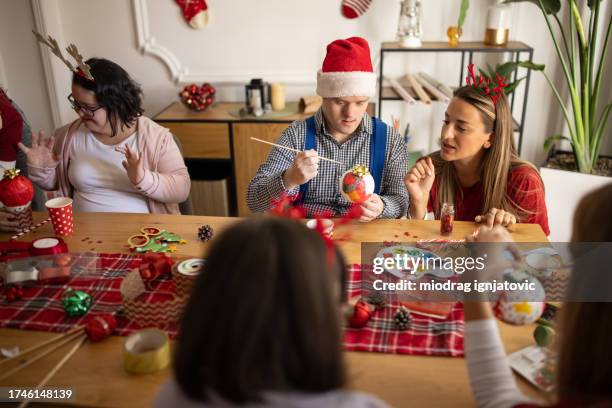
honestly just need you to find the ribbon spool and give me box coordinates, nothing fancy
[123,328,170,374]
[29,237,69,256]
[173,258,205,297]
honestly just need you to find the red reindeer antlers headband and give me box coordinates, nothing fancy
[465,63,508,105]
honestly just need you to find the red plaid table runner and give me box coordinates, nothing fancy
[342,264,465,357]
[0,253,179,338]
[1,254,464,356]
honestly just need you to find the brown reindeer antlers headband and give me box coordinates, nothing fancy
[32,30,94,82]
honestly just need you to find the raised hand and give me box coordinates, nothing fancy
[116,145,145,185]
[18,131,59,168]
[404,156,435,219]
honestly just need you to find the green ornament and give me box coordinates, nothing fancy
[62,289,92,317]
[533,324,556,348]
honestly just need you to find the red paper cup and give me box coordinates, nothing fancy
[45,197,74,237]
[4,202,33,233]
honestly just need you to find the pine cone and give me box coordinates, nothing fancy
[394,306,411,330]
[366,290,387,310]
[198,224,214,242]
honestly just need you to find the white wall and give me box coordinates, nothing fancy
[0,0,609,166]
[0,0,54,134]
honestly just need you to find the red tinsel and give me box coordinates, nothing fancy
[268,193,362,263]
[179,83,216,111]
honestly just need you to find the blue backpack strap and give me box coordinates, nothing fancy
[370,117,388,195]
[297,116,317,204]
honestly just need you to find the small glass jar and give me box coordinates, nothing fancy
[440,202,455,235]
[484,0,511,46]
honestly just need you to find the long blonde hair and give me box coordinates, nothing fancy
[431,86,540,220]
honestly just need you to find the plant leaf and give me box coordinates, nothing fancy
[543,134,570,151]
[496,61,517,78]
[458,0,469,29]
[587,0,601,9]
[502,0,561,15]
[517,60,546,71]
[505,76,526,94]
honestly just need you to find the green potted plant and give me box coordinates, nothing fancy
[504,0,611,240]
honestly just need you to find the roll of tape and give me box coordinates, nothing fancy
[177,258,205,276]
[123,328,170,374]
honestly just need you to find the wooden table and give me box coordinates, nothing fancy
[0,213,550,407]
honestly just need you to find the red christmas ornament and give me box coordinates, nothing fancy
[346,300,373,328]
[85,313,117,342]
[0,169,34,207]
[179,82,216,112]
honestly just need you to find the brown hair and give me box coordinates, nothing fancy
[431,86,542,220]
[174,217,348,403]
[556,183,612,402]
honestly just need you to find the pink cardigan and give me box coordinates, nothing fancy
[28,116,191,214]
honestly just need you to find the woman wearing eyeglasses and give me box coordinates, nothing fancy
[20,58,190,214]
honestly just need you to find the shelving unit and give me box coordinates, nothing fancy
[378,41,534,154]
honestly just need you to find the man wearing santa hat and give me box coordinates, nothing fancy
[247,37,408,221]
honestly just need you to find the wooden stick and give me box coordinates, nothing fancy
[406,73,431,105]
[249,137,346,166]
[17,334,87,408]
[0,330,83,381]
[10,217,51,241]
[0,325,84,367]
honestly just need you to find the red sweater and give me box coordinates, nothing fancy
[427,165,550,236]
[0,90,23,162]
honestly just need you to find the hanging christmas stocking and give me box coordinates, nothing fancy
[341,0,373,19]
[175,0,209,29]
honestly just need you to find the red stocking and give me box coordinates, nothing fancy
[175,0,209,29]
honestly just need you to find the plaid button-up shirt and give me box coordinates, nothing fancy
[247,109,409,218]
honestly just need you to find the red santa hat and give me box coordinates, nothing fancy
[316,37,376,98]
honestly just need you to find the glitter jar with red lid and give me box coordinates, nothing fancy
[440,202,455,235]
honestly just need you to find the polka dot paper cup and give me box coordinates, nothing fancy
[45,197,74,237]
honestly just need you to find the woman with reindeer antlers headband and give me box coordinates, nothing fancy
[20,32,190,214]
[404,64,549,236]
